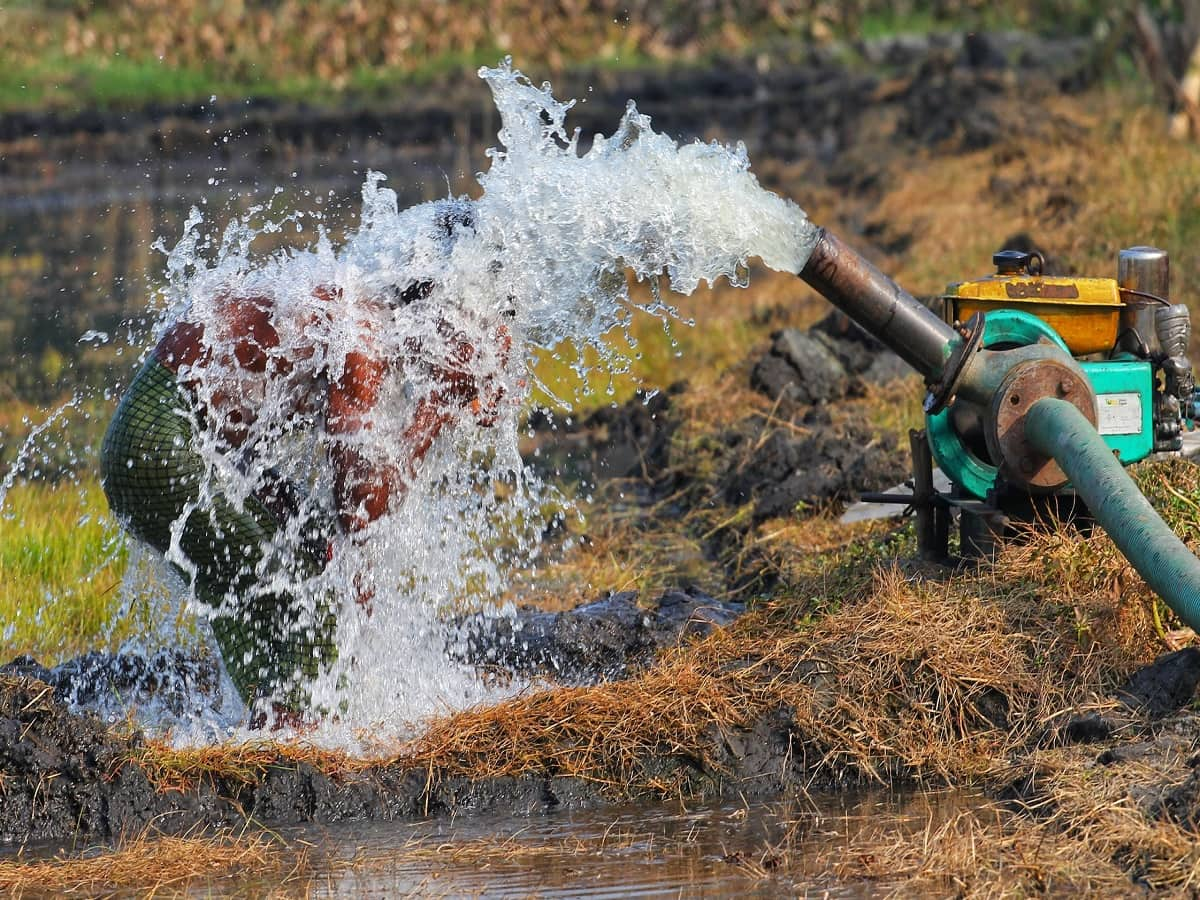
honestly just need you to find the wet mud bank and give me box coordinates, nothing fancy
[0,589,757,845]
[0,671,798,846]
[6,643,1200,851]
[459,588,746,684]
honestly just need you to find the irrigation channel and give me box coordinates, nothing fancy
[7,33,1200,896]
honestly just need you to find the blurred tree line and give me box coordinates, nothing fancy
[0,1,1190,89]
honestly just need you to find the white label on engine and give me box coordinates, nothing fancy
[1096,393,1143,435]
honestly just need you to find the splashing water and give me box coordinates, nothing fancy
[4,60,817,743]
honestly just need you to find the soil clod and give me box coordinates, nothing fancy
[1,649,225,719]
[460,588,746,684]
[750,315,907,410]
[1116,648,1200,719]
[721,424,908,522]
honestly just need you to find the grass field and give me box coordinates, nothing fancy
[0,479,131,663]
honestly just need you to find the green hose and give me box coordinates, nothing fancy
[1024,397,1200,631]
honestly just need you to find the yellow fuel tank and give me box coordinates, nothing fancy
[944,274,1122,355]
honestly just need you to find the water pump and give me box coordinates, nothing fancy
[794,227,1200,631]
[920,245,1196,554]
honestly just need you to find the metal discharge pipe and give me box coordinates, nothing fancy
[799,227,958,381]
[1025,398,1200,631]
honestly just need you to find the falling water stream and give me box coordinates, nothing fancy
[3,60,816,741]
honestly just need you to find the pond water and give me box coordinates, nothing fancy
[166,789,986,897]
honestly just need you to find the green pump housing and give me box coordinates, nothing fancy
[926,309,1155,499]
[924,244,1188,501]
[799,232,1200,629]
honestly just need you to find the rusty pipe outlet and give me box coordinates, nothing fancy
[796,225,1096,493]
[799,228,959,383]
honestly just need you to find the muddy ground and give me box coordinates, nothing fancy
[6,629,1200,851]
[6,28,1200,893]
[0,668,804,846]
[6,307,1200,864]
[0,30,1099,211]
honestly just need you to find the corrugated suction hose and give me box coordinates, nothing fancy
[1025,397,1200,630]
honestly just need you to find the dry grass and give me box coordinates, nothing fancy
[132,462,1197,799]
[135,739,385,795]
[407,566,1119,791]
[0,831,297,897]
[803,737,1200,896]
[1006,747,1200,893]
[399,479,1176,794]
[836,93,1200,333]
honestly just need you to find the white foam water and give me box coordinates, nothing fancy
[4,60,818,745]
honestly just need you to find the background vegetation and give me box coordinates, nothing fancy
[0,0,1182,111]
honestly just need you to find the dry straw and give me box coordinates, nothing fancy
[140,461,1189,797]
[0,830,296,896]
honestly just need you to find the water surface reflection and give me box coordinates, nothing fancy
[282,789,985,898]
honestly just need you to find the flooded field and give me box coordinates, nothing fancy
[0,116,475,410]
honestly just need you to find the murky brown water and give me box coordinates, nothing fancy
[234,789,983,898]
[0,146,482,412]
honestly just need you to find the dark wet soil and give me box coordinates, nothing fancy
[0,664,803,846]
[720,418,909,524]
[1,649,224,718]
[458,587,745,683]
[751,311,911,406]
[524,385,682,493]
[7,641,1200,848]
[527,309,911,541]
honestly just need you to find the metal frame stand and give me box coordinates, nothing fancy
[859,429,1012,563]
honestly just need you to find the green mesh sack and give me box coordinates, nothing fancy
[100,356,337,712]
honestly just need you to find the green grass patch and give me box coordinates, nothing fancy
[0,45,665,113]
[856,9,954,41]
[0,56,237,112]
[0,478,132,664]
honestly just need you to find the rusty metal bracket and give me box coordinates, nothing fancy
[984,358,1098,493]
[924,311,986,416]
